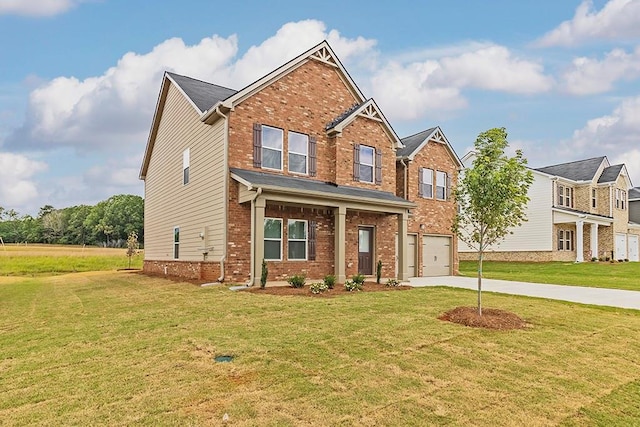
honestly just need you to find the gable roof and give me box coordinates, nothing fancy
[597,164,624,184]
[630,187,640,200]
[535,156,607,182]
[166,72,237,113]
[397,126,462,167]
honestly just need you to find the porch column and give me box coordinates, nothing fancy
[590,223,598,260]
[575,219,584,262]
[253,197,266,286]
[334,205,346,283]
[397,211,409,281]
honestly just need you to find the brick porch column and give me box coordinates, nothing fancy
[575,219,584,262]
[397,211,408,281]
[253,197,266,286]
[334,205,346,283]
[590,223,598,260]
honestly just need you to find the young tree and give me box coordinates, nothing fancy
[452,128,534,315]
[126,231,140,269]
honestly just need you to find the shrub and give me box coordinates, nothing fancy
[386,278,400,287]
[260,259,268,289]
[287,274,306,288]
[376,260,382,284]
[323,275,336,289]
[344,279,363,292]
[624,259,629,262]
[605,257,610,262]
[591,257,598,262]
[599,257,604,262]
[310,282,329,294]
[351,274,365,285]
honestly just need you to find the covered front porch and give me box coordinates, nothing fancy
[553,208,613,262]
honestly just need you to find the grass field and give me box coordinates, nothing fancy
[1,247,640,425]
[0,244,142,276]
[460,260,640,291]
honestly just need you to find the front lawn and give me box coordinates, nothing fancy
[460,260,640,291]
[1,271,639,425]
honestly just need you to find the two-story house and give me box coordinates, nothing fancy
[458,156,640,262]
[140,41,460,285]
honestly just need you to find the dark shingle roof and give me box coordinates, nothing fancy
[630,187,640,200]
[535,156,606,181]
[167,72,237,112]
[597,164,623,183]
[397,127,437,158]
[326,102,363,130]
[230,168,413,206]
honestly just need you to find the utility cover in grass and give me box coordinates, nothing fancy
[439,306,528,330]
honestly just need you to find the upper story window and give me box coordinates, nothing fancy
[260,125,283,170]
[183,148,190,185]
[288,132,308,175]
[592,188,597,209]
[616,189,627,210]
[436,171,448,200]
[353,144,382,185]
[419,168,433,198]
[173,227,180,259]
[558,184,573,208]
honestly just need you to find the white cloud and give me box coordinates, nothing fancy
[0,0,87,16]
[562,46,640,94]
[0,152,47,207]
[370,45,552,121]
[612,148,640,184]
[536,0,640,47]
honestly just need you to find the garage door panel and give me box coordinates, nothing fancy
[422,235,451,277]
[629,235,639,262]
[615,234,627,261]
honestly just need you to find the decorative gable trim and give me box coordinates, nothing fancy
[309,46,339,68]
[400,126,463,168]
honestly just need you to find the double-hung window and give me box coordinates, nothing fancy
[558,185,573,208]
[557,229,573,251]
[359,145,375,183]
[288,132,308,174]
[616,189,627,210]
[264,218,283,260]
[420,168,433,198]
[261,126,283,170]
[436,171,447,200]
[183,148,190,185]
[592,188,597,209]
[287,219,307,260]
[173,227,180,259]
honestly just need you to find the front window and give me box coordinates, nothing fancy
[421,168,433,198]
[173,227,179,259]
[183,148,190,185]
[261,126,283,170]
[264,218,282,260]
[287,219,307,260]
[557,229,573,251]
[359,145,375,183]
[288,131,308,174]
[558,185,573,208]
[436,171,447,200]
[617,189,627,210]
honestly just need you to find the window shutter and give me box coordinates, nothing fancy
[309,136,317,177]
[446,174,452,200]
[418,167,424,197]
[353,144,360,181]
[308,221,317,261]
[375,148,382,185]
[253,123,262,168]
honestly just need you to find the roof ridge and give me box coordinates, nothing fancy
[325,101,363,130]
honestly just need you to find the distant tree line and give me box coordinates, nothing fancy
[0,194,143,247]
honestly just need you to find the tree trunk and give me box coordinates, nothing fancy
[477,250,483,316]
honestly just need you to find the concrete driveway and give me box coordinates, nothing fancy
[409,276,640,311]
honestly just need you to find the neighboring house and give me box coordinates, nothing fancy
[459,155,640,262]
[630,187,640,225]
[139,41,460,284]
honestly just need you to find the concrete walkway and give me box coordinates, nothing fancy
[408,276,640,310]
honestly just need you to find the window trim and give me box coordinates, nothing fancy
[436,170,447,201]
[261,125,284,171]
[183,148,190,185]
[557,229,574,251]
[421,168,434,199]
[358,145,375,184]
[558,184,573,208]
[287,219,308,261]
[287,131,309,175]
[591,188,597,209]
[264,218,283,261]
[173,226,180,259]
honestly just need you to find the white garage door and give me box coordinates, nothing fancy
[422,235,451,276]
[628,235,639,262]
[395,234,417,277]
[615,233,627,261]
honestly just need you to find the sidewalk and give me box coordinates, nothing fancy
[408,276,640,310]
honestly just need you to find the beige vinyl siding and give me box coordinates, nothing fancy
[143,83,226,261]
[459,171,553,252]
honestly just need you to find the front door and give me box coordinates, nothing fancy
[358,227,374,275]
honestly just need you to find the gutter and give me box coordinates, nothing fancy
[215,107,229,283]
[400,159,409,200]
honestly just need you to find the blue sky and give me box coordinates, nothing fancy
[1,0,639,214]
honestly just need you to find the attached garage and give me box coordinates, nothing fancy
[629,235,639,262]
[422,235,451,276]
[615,233,627,261]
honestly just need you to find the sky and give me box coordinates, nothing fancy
[1,0,639,215]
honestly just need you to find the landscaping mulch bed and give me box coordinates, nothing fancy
[438,306,529,330]
[246,282,411,297]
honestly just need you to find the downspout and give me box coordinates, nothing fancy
[246,187,263,287]
[215,106,229,283]
[400,159,409,200]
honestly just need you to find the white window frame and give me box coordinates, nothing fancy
[623,190,627,210]
[287,219,308,260]
[261,125,283,171]
[592,188,597,209]
[288,131,308,175]
[558,229,573,251]
[359,145,375,184]
[421,168,433,198]
[173,226,180,259]
[264,218,283,261]
[436,171,447,201]
[558,185,573,208]
[183,148,190,185]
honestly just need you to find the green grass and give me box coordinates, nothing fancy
[1,271,640,425]
[460,260,640,291]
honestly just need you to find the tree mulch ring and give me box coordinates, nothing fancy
[246,282,411,297]
[438,306,529,330]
